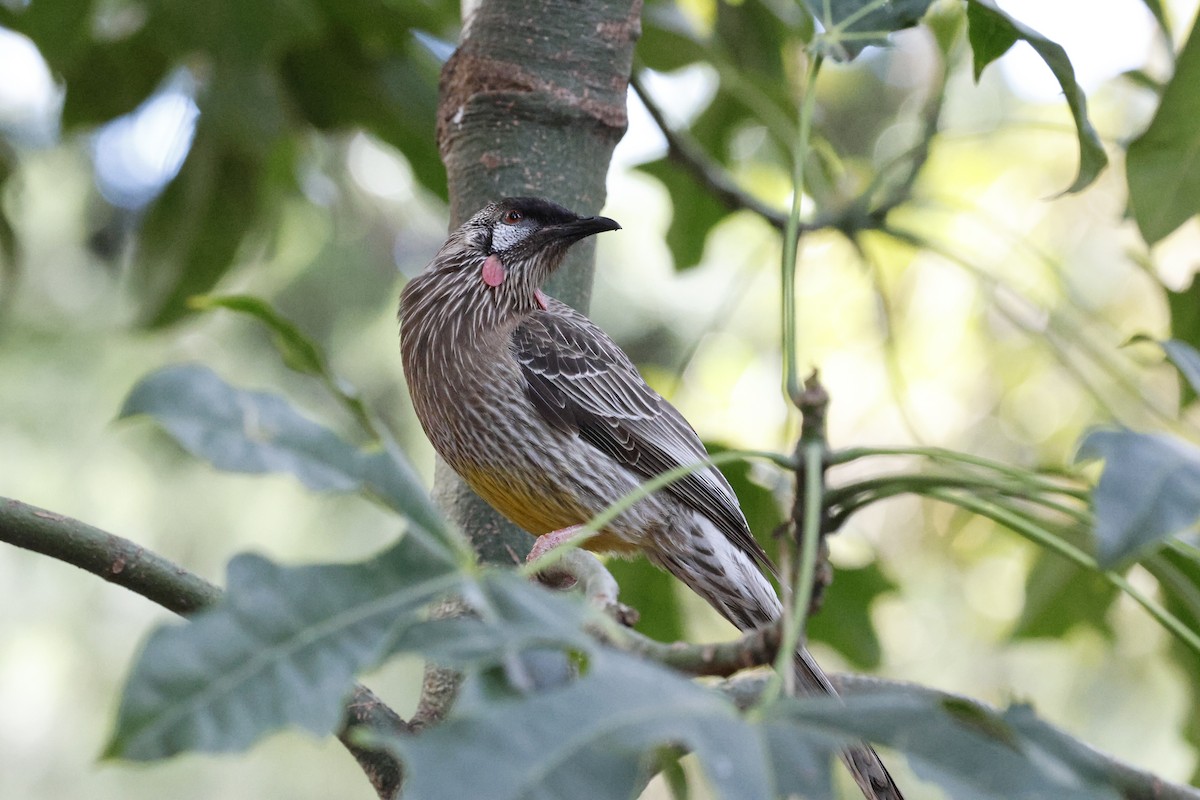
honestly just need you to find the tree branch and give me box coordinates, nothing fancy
[0,496,410,800]
[630,71,797,233]
[608,618,782,677]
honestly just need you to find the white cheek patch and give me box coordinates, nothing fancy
[482,254,505,287]
[491,223,530,252]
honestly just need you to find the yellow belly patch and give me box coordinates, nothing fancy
[459,465,640,555]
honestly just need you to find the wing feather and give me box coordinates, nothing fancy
[513,300,772,571]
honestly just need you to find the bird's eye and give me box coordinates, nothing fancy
[502,210,524,224]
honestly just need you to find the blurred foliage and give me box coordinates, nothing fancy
[0,0,457,324]
[3,0,1200,796]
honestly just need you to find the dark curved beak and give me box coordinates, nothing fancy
[548,215,622,242]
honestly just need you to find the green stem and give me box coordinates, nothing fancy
[827,474,1091,527]
[781,54,824,406]
[832,444,1089,500]
[925,489,1200,659]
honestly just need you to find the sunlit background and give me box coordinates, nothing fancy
[1,0,1198,797]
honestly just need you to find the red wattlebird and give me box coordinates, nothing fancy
[399,196,904,799]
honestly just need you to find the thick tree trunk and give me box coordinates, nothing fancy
[434,0,641,565]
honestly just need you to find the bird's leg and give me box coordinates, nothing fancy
[527,524,586,562]
[528,528,639,627]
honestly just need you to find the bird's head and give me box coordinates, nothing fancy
[454,197,620,309]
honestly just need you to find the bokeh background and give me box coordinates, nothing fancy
[2,0,1198,796]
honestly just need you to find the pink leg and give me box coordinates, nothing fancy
[527,525,585,562]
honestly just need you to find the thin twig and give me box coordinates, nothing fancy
[630,72,797,232]
[0,496,410,800]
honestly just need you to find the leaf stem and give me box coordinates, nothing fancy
[925,489,1200,659]
[782,54,824,407]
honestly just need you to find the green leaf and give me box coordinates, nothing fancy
[1127,9,1200,244]
[191,293,381,437]
[192,294,325,376]
[1168,277,1200,356]
[382,648,834,800]
[966,0,1108,193]
[106,534,459,759]
[1139,0,1172,42]
[775,692,1122,799]
[820,0,935,59]
[281,46,446,200]
[390,571,595,669]
[137,140,267,326]
[1163,338,1200,401]
[604,558,686,642]
[59,32,171,129]
[1012,551,1117,639]
[119,363,450,543]
[637,158,727,270]
[0,0,95,68]
[639,5,708,72]
[807,564,893,669]
[1076,428,1200,567]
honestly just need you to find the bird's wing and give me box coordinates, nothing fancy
[512,300,772,571]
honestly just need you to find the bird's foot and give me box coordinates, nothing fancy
[529,542,639,628]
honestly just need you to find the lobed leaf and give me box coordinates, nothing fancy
[106,534,459,759]
[389,571,595,670]
[966,0,1108,193]
[1076,428,1200,567]
[119,363,451,544]
[774,691,1123,799]
[382,648,834,800]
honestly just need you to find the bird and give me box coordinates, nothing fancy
[399,196,904,799]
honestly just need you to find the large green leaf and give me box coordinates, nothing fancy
[119,363,450,543]
[390,571,595,670]
[966,0,1108,193]
[383,648,835,800]
[105,534,459,759]
[1076,428,1200,567]
[1127,10,1200,244]
[777,692,1123,798]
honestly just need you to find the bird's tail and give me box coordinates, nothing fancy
[795,648,905,800]
[654,518,905,798]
